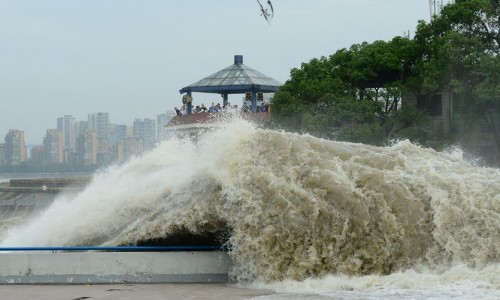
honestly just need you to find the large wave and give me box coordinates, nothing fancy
[0,119,498,283]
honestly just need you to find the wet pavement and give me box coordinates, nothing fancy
[0,283,273,300]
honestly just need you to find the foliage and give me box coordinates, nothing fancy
[271,37,427,145]
[414,0,500,165]
[271,0,500,165]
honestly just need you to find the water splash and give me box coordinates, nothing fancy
[250,264,500,299]
[0,119,498,284]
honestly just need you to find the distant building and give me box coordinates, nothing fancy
[57,115,77,162]
[30,145,45,164]
[124,137,142,159]
[157,111,176,141]
[4,129,27,165]
[133,118,156,151]
[76,120,89,137]
[109,124,128,147]
[96,137,109,165]
[77,129,97,165]
[404,87,453,135]
[88,113,110,164]
[114,136,142,162]
[88,113,110,140]
[43,129,64,164]
[113,139,127,162]
[0,143,6,165]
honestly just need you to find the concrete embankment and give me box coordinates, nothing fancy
[0,178,87,222]
[0,251,231,284]
[0,178,233,284]
[0,177,90,193]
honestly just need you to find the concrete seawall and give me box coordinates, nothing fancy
[0,251,231,284]
[0,177,86,232]
[0,177,90,193]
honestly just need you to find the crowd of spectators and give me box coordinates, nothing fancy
[175,101,269,116]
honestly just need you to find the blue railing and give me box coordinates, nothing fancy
[0,245,225,252]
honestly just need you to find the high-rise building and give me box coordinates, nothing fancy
[43,129,64,164]
[4,129,27,165]
[76,120,89,137]
[76,129,97,165]
[109,124,128,147]
[30,146,45,164]
[113,139,127,162]
[133,118,156,151]
[96,137,109,165]
[0,143,6,165]
[124,136,142,159]
[88,113,109,140]
[88,113,110,164]
[113,136,141,162]
[57,115,76,161]
[157,111,176,141]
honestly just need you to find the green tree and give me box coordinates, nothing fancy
[272,0,500,165]
[413,0,500,165]
[271,38,426,145]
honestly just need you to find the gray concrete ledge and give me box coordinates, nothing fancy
[0,251,231,284]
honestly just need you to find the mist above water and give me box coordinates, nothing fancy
[0,119,498,284]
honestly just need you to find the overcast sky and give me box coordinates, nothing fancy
[1,0,433,144]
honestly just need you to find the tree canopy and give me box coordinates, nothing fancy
[415,0,500,164]
[270,0,500,166]
[271,37,427,145]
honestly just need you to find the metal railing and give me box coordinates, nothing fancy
[0,245,225,252]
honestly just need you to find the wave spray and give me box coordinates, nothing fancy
[1,120,498,285]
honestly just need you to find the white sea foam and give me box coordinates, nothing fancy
[249,263,499,299]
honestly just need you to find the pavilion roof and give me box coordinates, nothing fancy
[179,55,282,94]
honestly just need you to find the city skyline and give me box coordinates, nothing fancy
[1,1,432,144]
[2,110,173,146]
[1,110,176,168]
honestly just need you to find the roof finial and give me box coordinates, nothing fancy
[234,55,243,64]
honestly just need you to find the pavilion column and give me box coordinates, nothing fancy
[251,90,257,112]
[223,93,228,107]
[187,91,192,114]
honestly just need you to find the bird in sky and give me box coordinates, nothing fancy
[257,0,274,23]
[267,0,274,16]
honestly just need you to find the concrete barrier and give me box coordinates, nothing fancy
[0,251,231,284]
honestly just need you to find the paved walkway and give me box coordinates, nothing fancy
[0,283,274,300]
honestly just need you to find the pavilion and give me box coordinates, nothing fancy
[179,55,282,113]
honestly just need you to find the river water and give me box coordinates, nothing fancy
[0,119,498,299]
